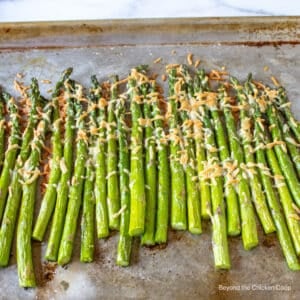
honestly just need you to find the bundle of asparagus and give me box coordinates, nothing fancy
[0,63,300,288]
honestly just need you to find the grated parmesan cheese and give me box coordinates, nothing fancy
[187,53,193,66]
[194,59,201,68]
[153,57,162,64]
[271,76,280,87]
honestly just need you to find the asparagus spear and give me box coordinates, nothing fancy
[221,85,258,250]
[275,87,300,143]
[32,68,73,241]
[179,66,201,234]
[277,111,300,177]
[0,79,47,266]
[128,70,146,236]
[95,79,109,239]
[265,143,300,256]
[198,70,240,236]
[20,79,42,163]
[0,92,23,267]
[116,93,132,266]
[58,83,88,265]
[192,72,211,220]
[194,72,230,269]
[0,91,21,221]
[0,90,6,172]
[45,79,76,261]
[80,158,95,263]
[168,68,187,230]
[106,76,120,230]
[231,78,275,234]
[256,138,300,270]
[80,76,99,263]
[0,78,40,220]
[140,82,157,245]
[251,86,300,255]
[17,88,53,287]
[151,81,170,244]
[265,87,300,207]
[249,83,300,270]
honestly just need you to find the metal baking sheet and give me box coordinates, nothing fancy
[0,17,299,300]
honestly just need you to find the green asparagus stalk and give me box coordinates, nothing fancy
[116,93,132,266]
[80,76,99,263]
[168,68,187,230]
[249,82,300,270]
[179,66,201,234]
[265,88,300,207]
[140,82,157,245]
[17,89,53,287]
[221,85,258,250]
[0,92,23,267]
[32,68,73,241]
[0,90,6,172]
[152,82,170,244]
[194,71,230,269]
[0,79,40,220]
[213,121,241,236]
[106,76,120,230]
[45,79,76,261]
[80,158,95,263]
[95,79,109,239]
[128,70,146,236]
[198,70,240,236]
[20,79,42,163]
[265,144,300,256]
[256,138,300,270]
[0,79,47,266]
[231,78,275,234]
[251,85,300,255]
[0,92,21,220]
[192,73,211,220]
[58,83,88,265]
[275,87,300,143]
[277,111,300,177]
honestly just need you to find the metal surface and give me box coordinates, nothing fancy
[0,17,299,300]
